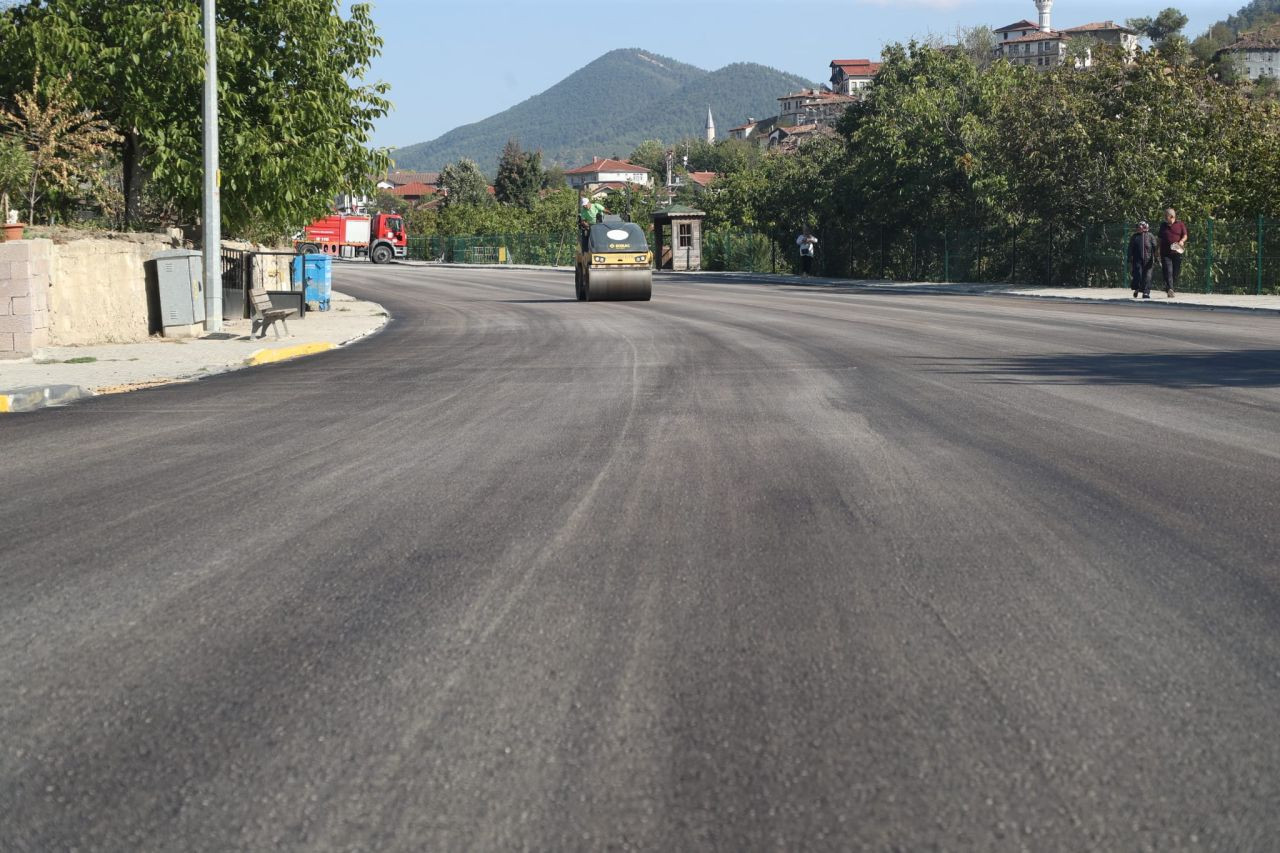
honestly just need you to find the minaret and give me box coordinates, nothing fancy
[705,107,715,143]
[1035,0,1053,31]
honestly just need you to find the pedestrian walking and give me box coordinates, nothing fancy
[1158,207,1188,298]
[796,226,818,276]
[1127,220,1158,299]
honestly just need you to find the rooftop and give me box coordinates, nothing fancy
[564,157,653,176]
[995,19,1040,33]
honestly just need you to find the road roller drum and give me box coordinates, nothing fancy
[576,218,653,301]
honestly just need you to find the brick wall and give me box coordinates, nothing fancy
[0,239,51,359]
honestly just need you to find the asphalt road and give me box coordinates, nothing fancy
[3,264,1280,851]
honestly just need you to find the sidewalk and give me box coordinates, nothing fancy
[0,291,388,413]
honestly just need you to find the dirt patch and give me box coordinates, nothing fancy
[94,378,189,395]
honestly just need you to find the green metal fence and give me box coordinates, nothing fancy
[824,218,1280,293]
[405,218,1280,294]
[406,233,580,266]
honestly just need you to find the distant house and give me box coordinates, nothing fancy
[777,89,856,128]
[382,170,441,189]
[768,123,835,152]
[828,59,881,96]
[1062,20,1139,55]
[685,171,717,191]
[993,8,1137,70]
[1216,31,1280,80]
[564,157,653,189]
[728,116,777,144]
[996,28,1069,68]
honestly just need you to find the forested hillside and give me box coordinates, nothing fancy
[1194,0,1280,61]
[391,49,813,174]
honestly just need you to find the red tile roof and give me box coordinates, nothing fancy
[830,59,881,76]
[1063,20,1135,33]
[686,171,717,187]
[995,19,1040,32]
[564,157,653,175]
[388,182,438,197]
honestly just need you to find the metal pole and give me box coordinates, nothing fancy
[1257,214,1264,296]
[201,0,222,331]
[1205,218,1214,294]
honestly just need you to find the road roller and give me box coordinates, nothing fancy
[575,217,652,301]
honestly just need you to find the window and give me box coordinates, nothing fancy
[678,223,693,248]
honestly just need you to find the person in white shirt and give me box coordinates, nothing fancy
[796,227,817,276]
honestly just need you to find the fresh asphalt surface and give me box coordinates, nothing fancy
[3,264,1280,851]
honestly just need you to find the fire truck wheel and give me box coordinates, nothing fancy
[371,244,393,265]
[296,243,318,255]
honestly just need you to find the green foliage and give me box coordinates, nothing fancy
[1128,7,1190,47]
[391,49,814,173]
[701,41,1280,284]
[0,132,32,218]
[0,71,119,223]
[493,138,543,209]
[0,0,391,236]
[437,158,491,207]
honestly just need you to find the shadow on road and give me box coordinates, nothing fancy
[498,299,579,304]
[929,349,1280,388]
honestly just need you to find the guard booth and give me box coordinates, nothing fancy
[651,205,707,271]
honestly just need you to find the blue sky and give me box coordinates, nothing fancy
[359,0,1231,150]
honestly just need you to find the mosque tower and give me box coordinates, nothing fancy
[705,107,716,143]
[1035,0,1053,31]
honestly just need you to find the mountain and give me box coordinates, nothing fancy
[390,49,815,175]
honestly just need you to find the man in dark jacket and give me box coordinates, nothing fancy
[1127,220,1158,299]
[1158,207,1188,298]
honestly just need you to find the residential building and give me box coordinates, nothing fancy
[777,89,856,128]
[381,170,441,189]
[828,59,881,96]
[1216,31,1280,80]
[563,157,653,189]
[768,123,836,152]
[728,116,777,144]
[1062,20,1139,56]
[993,5,1137,70]
[997,29,1069,68]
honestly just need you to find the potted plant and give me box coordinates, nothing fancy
[0,135,31,241]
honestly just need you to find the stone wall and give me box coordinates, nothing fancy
[0,239,51,359]
[47,233,176,346]
[0,233,297,357]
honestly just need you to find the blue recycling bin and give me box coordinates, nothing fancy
[292,253,332,310]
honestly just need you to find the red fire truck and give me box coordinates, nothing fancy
[294,212,407,264]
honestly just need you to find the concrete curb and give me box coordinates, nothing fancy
[998,290,1280,315]
[246,342,336,366]
[0,384,93,413]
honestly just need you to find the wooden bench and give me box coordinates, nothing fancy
[249,287,296,339]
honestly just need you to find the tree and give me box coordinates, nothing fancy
[541,163,567,190]
[627,139,666,175]
[0,133,32,222]
[437,158,491,207]
[494,138,542,209]
[0,0,391,235]
[1127,7,1190,49]
[0,72,119,223]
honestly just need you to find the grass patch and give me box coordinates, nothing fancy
[62,356,98,364]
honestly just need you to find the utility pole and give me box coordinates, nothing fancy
[202,0,222,331]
